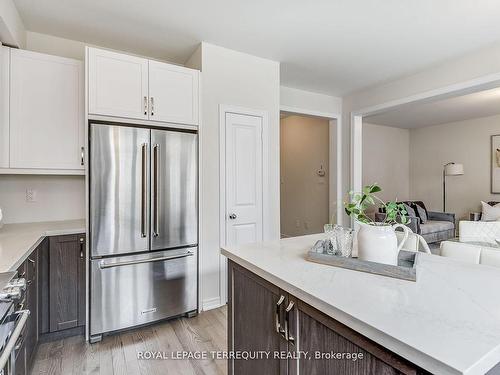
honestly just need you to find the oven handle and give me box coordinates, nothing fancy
[0,309,30,371]
[99,251,195,269]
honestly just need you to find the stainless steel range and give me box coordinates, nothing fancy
[89,123,198,343]
[0,274,29,375]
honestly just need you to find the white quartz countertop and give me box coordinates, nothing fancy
[221,234,500,375]
[0,220,86,272]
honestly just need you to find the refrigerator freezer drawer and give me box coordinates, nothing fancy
[90,248,197,336]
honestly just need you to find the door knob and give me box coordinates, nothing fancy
[229,213,237,220]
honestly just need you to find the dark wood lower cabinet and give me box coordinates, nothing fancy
[228,260,429,375]
[229,261,287,375]
[48,234,86,332]
[12,233,86,375]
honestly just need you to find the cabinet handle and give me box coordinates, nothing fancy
[275,295,285,334]
[80,147,84,166]
[284,301,295,344]
[79,237,84,259]
[150,97,154,116]
[144,96,148,115]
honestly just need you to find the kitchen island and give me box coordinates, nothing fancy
[221,234,500,375]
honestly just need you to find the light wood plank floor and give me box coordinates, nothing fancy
[31,306,227,375]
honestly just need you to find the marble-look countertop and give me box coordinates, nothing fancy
[0,220,86,272]
[221,234,500,375]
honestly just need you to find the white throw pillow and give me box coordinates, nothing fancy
[481,201,500,221]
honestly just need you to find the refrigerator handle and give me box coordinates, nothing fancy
[153,144,159,237]
[98,250,195,269]
[141,143,147,238]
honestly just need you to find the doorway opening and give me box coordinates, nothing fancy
[280,111,338,237]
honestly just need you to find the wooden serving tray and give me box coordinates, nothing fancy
[307,249,417,282]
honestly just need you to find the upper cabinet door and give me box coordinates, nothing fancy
[88,47,148,120]
[0,47,9,169]
[148,60,199,125]
[10,49,84,170]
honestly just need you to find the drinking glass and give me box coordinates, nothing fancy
[336,227,354,257]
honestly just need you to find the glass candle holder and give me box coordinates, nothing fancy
[335,227,354,257]
[323,223,336,255]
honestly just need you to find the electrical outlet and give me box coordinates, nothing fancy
[295,219,300,228]
[26,189,36,203]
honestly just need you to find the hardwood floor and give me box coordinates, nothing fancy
[31,306,228,375]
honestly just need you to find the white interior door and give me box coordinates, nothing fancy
[225,112,263,246]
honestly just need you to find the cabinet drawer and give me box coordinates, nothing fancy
[91,248,197,336]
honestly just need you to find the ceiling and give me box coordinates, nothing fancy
[13,0,500,96]
[365,87,500,128]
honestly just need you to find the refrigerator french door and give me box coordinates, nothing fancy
[89,123,198,341]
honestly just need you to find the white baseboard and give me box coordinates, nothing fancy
[202,297,224,311]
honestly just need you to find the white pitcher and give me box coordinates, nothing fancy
[357,222,410,266]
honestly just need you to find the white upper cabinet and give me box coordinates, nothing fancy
[88,48,148,120]
[0,47,9,169]
[9,49,84,171]
[148,60,199,125]
[87,47,199,126]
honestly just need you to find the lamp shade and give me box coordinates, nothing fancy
[445,163,464,176]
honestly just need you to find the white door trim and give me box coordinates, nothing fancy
[219,105,269,306]
[350,71,500,206]
[280,105,343,225]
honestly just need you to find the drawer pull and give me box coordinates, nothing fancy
[284,301,295,344]
[275,295,285,335]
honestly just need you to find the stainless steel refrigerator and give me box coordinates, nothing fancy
[89,123,198,342]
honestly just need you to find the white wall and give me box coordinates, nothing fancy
[0,175,85,223]
[280,86,343,223]
[362,123,410,206]
[192,42,280,309]
[344,42,500,207]
[410,114,500,219]
[280,115,330,237]
[0,0,25,48]
[281,86,342,115]
[26,31,86,60]
[25,31,180,64]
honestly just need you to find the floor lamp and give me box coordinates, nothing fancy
[443,162,464,212]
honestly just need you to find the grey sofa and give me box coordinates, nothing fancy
[375,201,455,244]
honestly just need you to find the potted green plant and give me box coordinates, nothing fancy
[344,183,411,265]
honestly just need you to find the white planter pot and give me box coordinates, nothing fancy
[357,223,409,265]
